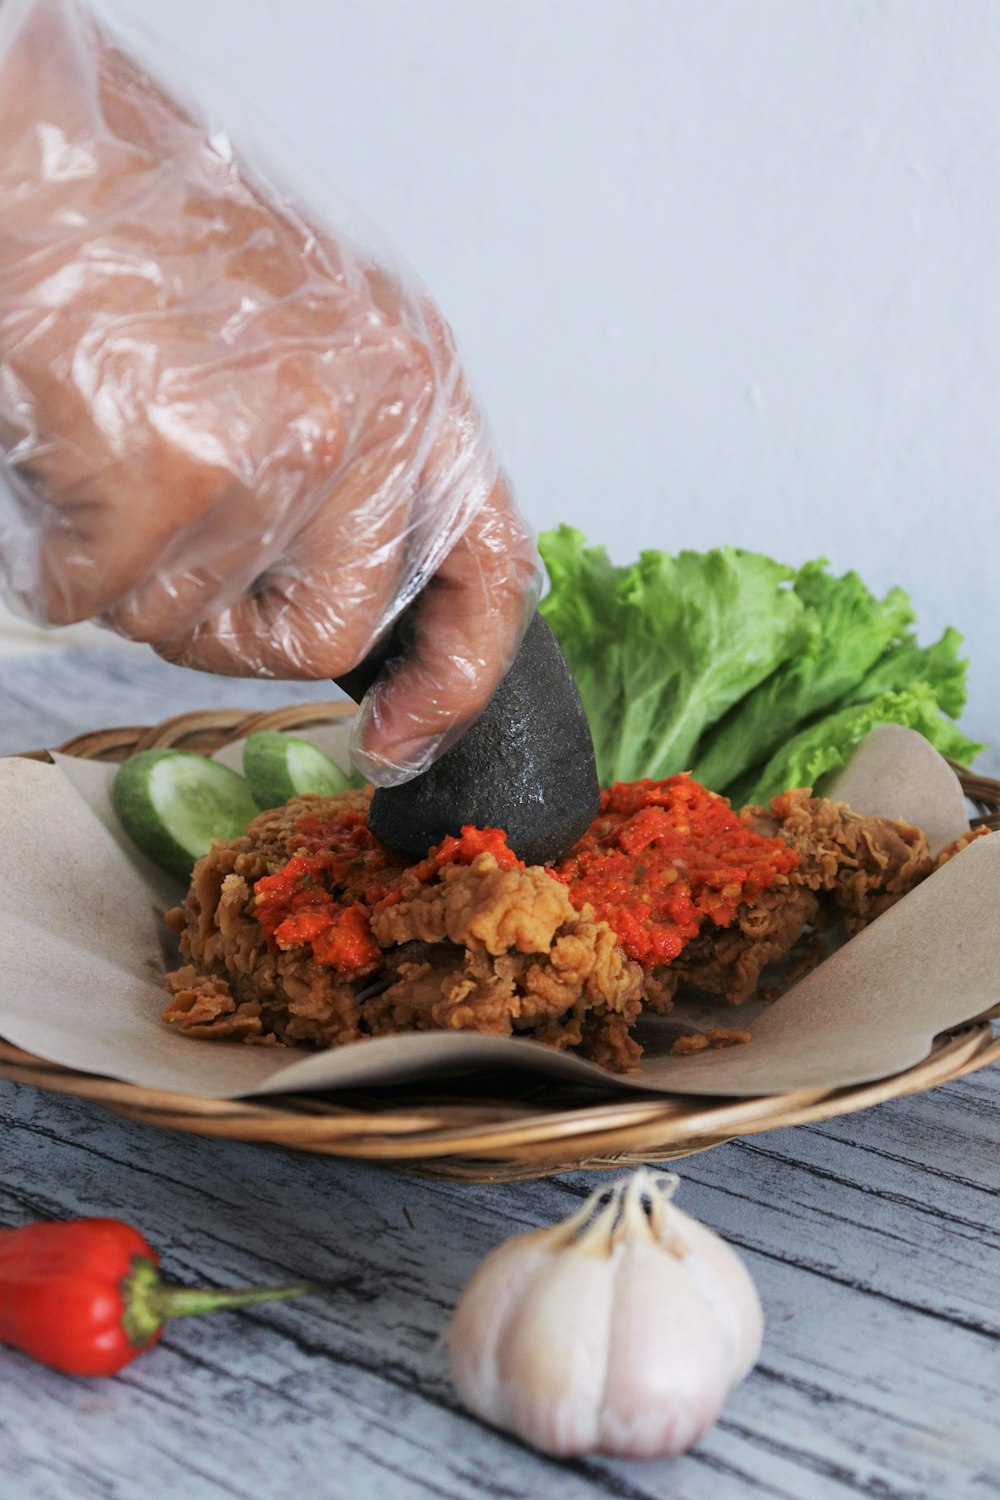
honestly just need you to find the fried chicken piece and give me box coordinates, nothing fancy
[163,924,368,1049]
[934,825,992,867]
[742,788,932,933]
[656,884,819,1006]
[659,790,937,1009]
[369,853,644,1070]
[164,793,384,1049]
[373,853,575,956]
[669,1027,752,1056]
[161,781,959,1071]
[162,967,271,1043]
[163,803,644,1070]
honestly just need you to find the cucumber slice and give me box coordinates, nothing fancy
[112,750,260,883]
[242,730,359,809]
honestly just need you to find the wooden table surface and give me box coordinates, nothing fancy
[1,645,998,1500]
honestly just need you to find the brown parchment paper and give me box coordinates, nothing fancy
[0,725,994,1101]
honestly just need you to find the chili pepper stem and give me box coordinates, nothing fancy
[121,1255,314,1347]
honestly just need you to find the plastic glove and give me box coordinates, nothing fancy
[0,0,540,784]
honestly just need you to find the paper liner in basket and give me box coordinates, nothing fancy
[0,725,995,1101]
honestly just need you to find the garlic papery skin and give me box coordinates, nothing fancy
[447,1170,764,1460]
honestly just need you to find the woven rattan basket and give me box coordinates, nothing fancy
[5,702,1000,1183]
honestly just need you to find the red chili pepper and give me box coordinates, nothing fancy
[0,1218,313,1377]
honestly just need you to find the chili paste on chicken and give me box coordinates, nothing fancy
[163,775,947,1071]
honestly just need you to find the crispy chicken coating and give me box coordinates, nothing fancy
[164,797,643,1069]
[657,790,936,1008]
[162,782,962,1071]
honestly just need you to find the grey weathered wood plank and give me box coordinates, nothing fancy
[1,1073,998,1500]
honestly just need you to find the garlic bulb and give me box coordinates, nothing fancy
[447,1169,763,1459]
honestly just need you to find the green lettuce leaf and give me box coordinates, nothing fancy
[734,685,986,807]
[689,560,915,792]
[534,526,627,782]
[539,527,984,798]
[838,625,970,720]
[539,527,809,784]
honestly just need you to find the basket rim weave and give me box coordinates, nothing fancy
[4,702,999,1182]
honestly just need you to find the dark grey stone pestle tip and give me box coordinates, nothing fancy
[333,610,600,867]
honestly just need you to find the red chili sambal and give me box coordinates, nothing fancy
[250,778,797,978]
[251,806,520,976]
[408,825,522,884]
[252,801,406,976]
[553,775,799,967]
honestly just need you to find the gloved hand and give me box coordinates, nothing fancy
[0,0,540,785]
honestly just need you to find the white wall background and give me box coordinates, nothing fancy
[9,0,1000,751]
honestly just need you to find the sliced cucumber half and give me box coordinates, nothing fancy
[112,749,260,883]
[242,730,359,810]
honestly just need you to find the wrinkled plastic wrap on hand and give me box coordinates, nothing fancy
[0,0,539,783]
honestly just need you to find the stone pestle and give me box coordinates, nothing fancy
[334,610,600,867]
